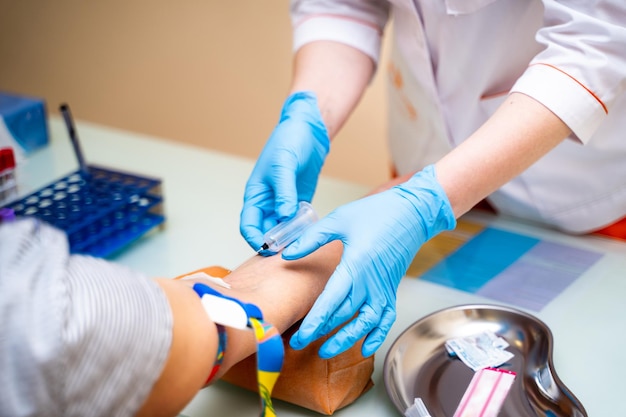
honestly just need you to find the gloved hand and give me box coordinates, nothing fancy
[240,91,330,252]
[283,165,456,358]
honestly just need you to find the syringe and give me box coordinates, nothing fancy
[257,201,318,253]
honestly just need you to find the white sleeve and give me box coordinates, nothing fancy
[511,0,626,142]
[290,0,390,64]
[0,218,172,417]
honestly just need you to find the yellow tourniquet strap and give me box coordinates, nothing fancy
[249,317,284,417]
[192,283,285,417]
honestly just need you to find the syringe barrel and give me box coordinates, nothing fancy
[263,201,318,252]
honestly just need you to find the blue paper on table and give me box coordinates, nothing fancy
[0,92,49,155]
[421,227,603,311]
[2,165,165,258]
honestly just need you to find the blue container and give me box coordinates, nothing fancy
[0,92,49,154]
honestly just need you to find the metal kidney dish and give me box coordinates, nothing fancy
[383,304,587,417]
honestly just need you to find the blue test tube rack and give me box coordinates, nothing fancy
[3,165,165,258]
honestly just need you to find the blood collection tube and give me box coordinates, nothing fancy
[257,201,318,253]
[0,148,17,205]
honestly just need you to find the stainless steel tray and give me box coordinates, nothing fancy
[383,304,587,417]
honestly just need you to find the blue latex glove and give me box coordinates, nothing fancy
[240,91,329,252]
[283,165,456,358]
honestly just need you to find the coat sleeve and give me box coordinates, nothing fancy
[511,0,626,143]
[290,0,391,64]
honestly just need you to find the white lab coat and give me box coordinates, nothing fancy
[291,0,626,233]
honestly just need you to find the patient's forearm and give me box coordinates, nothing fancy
[208,240,343,374]
[222,240,343,332]
[137,241,343,417]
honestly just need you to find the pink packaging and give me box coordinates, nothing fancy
[453,367,516,417]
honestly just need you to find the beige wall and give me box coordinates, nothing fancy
[0,1,391,187]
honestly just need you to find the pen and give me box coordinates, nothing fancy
[59,103,89,177]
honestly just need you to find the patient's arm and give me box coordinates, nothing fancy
[136,241,343,417]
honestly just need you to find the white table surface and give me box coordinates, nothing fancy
[16,117,626,417]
